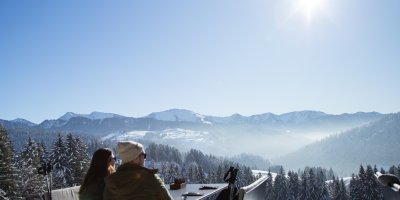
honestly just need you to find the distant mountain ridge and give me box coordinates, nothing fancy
[2,109,383,130]
[0,109,386,159]
[274,112,400,175]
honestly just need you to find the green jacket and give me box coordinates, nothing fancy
[103,163,173,200]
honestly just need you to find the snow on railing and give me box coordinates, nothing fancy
[237,175,268,200]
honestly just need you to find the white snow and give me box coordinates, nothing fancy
[58,111,122,121]
[102,128,210,143]
[146,109,212,124]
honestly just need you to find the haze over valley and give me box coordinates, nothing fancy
[2,109,396,175]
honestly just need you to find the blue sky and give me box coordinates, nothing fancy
[1,0,399,123]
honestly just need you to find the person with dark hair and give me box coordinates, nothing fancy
[79,148,116,200]
[103,141,173,200]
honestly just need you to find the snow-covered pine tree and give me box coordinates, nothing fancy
[358,165,367,198]
[215,165,223,183]
[373,165,378,173]
[187,165,194,183]
[327,168,335,180]
[0,125,19,199]
[363,165,383,200]
[316,170,328,199]
[349,173,361,200]
[338,178,349,200]
[265,170,275,200]
[37,140,48,162]
[287,171,299,200]
[167,162,180,184]
[197,166,207,184]
[273,166,287,200]
[159,162,168,183]
[208,171,216,183]
[330,177,341,200]
[18,137,46,199]
[192,165,200,184]
[389,165,396,175]
[72,136,89,186]
[50,134,68,189]
[307,169,319,200]
[64,133,75,186]
[244,166,256,186]
[299,171,309,200]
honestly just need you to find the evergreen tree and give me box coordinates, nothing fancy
[208,172,216,183]
[338,178,348,200]
[37,140,48,162]
[64,134,75,186]
[192,166,199,183]
[197,166,207,184]
[18,137,46,199]
[349,174,361,200]
[330,177,341,200]
[166,162,180,184]
[50,134,68,189]
[72,136,90,185]
[299,171,309,200]
[265,170,275,200]
[159,162,168,183]
[216,165,223,183]
[187,165,194,183]
[0,126,19,199]
[389,165,396,175]
[316,170,328,199]
[287,171,299,200]
[307,169,319,200]
[373,165,378,173]
[273,167,287,200]
[363,165,383,200]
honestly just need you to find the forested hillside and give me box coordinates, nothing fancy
[275,113,400,175]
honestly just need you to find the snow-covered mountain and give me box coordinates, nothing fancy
[59,111,125,121]
[11,118,36,127]
[38,111,126,129]
[279,111,327,123]
[146,109,212,124]
[0,109,386,158]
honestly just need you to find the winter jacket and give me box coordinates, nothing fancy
[103,163,173,200]
[79,178,105,200]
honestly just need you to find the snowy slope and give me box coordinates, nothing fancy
[11,118,36,127]
[59,111,124,121]
[146,109,212,124]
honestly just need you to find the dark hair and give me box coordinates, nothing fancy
[79,148,113,193]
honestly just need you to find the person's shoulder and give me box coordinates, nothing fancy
[145,168,158,174]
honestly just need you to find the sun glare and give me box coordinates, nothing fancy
[297,0,325,21]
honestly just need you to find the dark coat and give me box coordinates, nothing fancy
[103,163,173,200]
[79,178,105,200]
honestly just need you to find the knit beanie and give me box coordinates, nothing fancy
[117,141,144,164]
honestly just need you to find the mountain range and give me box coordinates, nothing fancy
[2,109,397,176]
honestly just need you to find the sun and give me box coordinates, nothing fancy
[297,0,325,21]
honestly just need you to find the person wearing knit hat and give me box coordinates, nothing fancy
[103,141,173,200]
[117,141,146,165]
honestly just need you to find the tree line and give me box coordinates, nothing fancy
[264,164,390,200]
[0,126,89,199]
